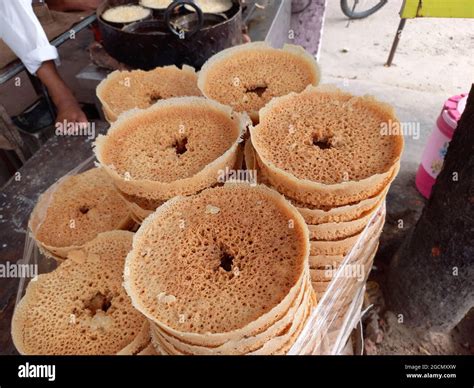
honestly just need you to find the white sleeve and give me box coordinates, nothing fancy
[0,0,59,74]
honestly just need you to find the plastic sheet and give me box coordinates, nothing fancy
[290,202,385,355]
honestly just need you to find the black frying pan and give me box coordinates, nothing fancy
[97,0,243,70]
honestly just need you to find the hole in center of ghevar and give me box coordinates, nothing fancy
[312,133,333,150]
[85,292,112,313]
[79,206,90,214]
[245,83,268,97]
[219,251,234,272]
[173,137,188,155]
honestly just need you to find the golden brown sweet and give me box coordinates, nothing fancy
[250,85,403,207]
[94,97,249,202]
[96,65,201,122]
[29,168,133,259]
[124,184,315,353]
[198,42,320,122]
[12,231,148,355]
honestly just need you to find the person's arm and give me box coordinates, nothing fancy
[0,0,86,124]
[36,61,87,124]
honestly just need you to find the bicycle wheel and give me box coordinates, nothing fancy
[340,0,387,19]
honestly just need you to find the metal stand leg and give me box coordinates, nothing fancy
[385,18,407,67]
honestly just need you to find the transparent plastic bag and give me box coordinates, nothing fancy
[289,202,385,355]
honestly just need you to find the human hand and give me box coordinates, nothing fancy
[55,99,88,126]
[36,61,88,125]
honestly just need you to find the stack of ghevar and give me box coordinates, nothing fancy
[294,204,387,355]
[247,85,403,305]
[197,42,321,123]
[96,65,202,122]
[124,184,316,355]
[12,231,151,355]
[94,97,249,223]
[29,167,134,260]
